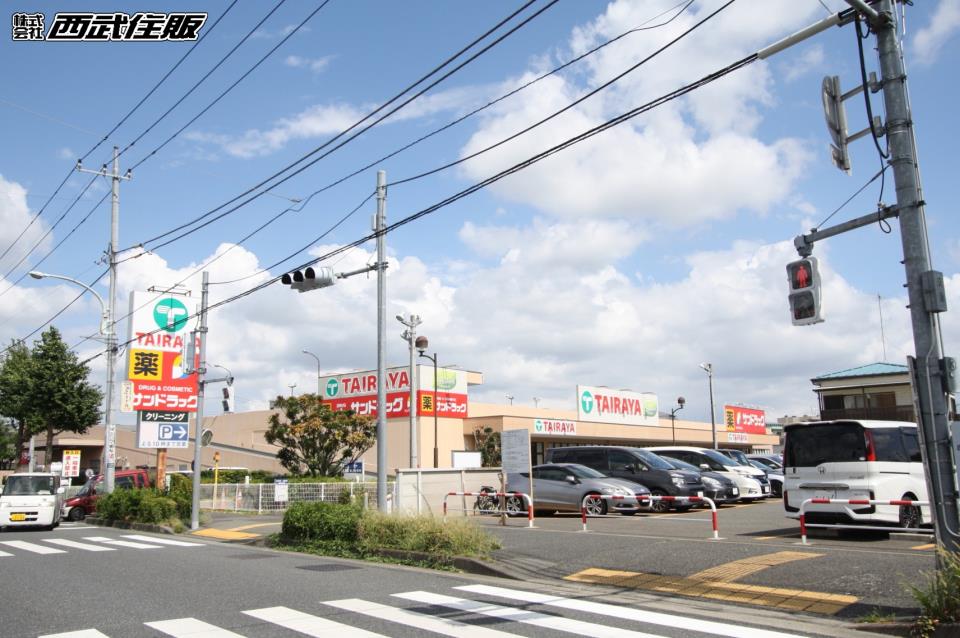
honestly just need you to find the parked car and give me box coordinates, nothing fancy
[747,454,784,472]
[508,463,651,516]
[62,468,152,521]
[545,446,704,512]
[659,456,740,505]
[646,446,768,501]
[0,472,64,530]
[748,459,783,497]
[714,448,773,497]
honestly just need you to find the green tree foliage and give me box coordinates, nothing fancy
[29,327,103,464]
[0,340,40,466]
[265,394,375,477]
[473,427,501,467]
[0,419,16,467]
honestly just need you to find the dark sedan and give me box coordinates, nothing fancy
[660,456,740,505]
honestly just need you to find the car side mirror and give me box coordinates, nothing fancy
[56,487,65,495]
[565,475,578,485]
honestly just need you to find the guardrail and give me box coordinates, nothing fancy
[442,491,534,528]
[579,494,720,540]
[798,497,933,544]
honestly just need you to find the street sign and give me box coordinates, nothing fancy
[274,479,289,503]
[344,460,364,474]
[136,410,190,449]
[120,380,134,413]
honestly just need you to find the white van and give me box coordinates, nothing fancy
[0,472,64,530]
[646,446,770,501]
[782,420,928,527]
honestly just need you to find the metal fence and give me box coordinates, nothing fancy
[199,481,384,513]
[394,468,503,516]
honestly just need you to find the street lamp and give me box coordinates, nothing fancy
[533,397,541,408]
[505,394,514,405]
[396,314,422,468]
[29,270,116,492]
[288,383,298,396]
[669,396,686,445]
[301,349,321,397]
[700,363,717,449]
[415,335,439,468]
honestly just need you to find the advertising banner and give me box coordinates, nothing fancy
[136,410,190,449]
[126,291,199,412]
[320,365,468,418]
[576,385,658,426]
[61,450,81,477]
[533,418,576,435]
[724,405,767,435]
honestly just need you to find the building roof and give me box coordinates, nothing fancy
[812,362,909,382]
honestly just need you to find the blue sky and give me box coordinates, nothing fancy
[1,0,958,424]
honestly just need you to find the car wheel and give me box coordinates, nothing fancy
[899,496,921,529]
[772,482,782,498]
[68,507,86,521]
[505,496,525,517]
[583,494,607,516]
[649,490,670,513]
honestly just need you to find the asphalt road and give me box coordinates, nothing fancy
[0,521,889,638]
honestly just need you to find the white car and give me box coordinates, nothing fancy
[0,472,65,530]
[646,447,769,501]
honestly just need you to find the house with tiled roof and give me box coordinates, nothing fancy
[811,362,914,422]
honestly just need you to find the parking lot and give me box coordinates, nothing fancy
[467,498,935,618]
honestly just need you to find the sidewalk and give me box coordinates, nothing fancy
[189,510,284,541]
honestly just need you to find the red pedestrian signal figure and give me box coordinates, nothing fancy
[786,257,823,326]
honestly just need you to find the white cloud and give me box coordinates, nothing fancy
[57,147,75,161]
[284,54,333,73]
[783,45,825,82]
[913,0,960,66]
[0,175,53,273]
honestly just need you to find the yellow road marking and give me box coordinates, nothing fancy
[227,522,280,532]
[689,551,821,583]
[191,528,259,540]
[911,543,936,551]
[754,536,777,540]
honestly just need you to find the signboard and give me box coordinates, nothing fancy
[61,450,81,478]
[727,432,749,444]
[451,451,482,468]
[126,291,199,412]
[120,380,134,413]
[533,418,576,435]
[136,410,190,449]
[576,385,658,426]
[320,365,468,419]
[343,460,364,474]
[501,428,532,497]
[724,405,767,435]
[274,479,289,503]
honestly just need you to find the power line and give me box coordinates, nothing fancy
[0,168,76,265]
[123,0,550,253]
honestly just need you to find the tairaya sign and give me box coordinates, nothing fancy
[320,365,468,418]
[577,385,658,426]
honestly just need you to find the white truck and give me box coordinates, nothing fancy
[0,472,65,531]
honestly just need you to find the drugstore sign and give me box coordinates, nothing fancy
[320,365,468,418]
[724,405,766,435]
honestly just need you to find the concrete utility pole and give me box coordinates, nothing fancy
[190,271,209,531]
[375,171,388,512]
[869,0,959,552]
[397,314,422,468]
[78,146,129,494]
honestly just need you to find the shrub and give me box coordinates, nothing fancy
[96,488,147,521]
[358,513,501,558]
[137,495,178,523]
[166,473,193,520]
[282,502,363,543]
[911,550,960,637]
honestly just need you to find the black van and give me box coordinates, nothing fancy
[545,446,705,512]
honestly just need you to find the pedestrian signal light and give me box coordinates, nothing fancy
[786,257,823,326]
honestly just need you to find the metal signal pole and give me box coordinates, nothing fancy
[375,171,388,512]
[190,271,209,531]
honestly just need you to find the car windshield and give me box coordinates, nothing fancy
[2,475,56,496]
[634,449,675,470]
[702,449,739,467]
[724,450,751,465]
[77,478,98,496]
[664,457,700,472]
[565,464,607,479]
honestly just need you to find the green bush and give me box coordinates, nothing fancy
[136,495,178,523]
[358,513,501,558]
[166,474,193,520]
[911,550,960,637]
[282,502,363,543]
[96,487,146,521]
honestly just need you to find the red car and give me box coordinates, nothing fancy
[62,469,152,521]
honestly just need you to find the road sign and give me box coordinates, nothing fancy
[274,479,289,503]
[136,410,190,449]
[344,460,364,474]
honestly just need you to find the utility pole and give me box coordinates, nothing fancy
[78,146,129,494]
[869,0,959,553]
[397,314,421,468]
[375,171,388,512]
[190,271,209,531]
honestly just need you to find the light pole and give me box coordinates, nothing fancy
[301,350,321,397]
[505,394,514,406]
[700,363,717,449]
[669,396,686,445]
[288,383,297,396]
[397,314,421,468]
[533,397,541,408]
[29,270,114,489]
[415,336,439,468]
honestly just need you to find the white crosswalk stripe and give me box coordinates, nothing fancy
[43,539,116,552]
[243,606,388,637]
[82,536,163,549]
[121,534,204,547]
[324,598,521,637]
[0,549,12,557]
[145,617,247,637]
[456,585,810,638]
[0,540,66,554]
[393,590,668,638]
[39,630,111,637]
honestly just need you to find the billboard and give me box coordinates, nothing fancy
[320,365,468,419]
[126,291,199,412]
[577,385,658,426]
[724,405,767,435]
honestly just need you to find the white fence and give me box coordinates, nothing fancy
[198,481,383,513]
[394,468,503,515]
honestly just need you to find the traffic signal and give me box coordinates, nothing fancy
[281,266,336,293]
[221,382,235,413]
[786,257,824,326]
[821,75,851,174]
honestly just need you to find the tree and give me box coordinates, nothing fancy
[265,394,376,477]
[29,327,103,465]
[473,427,501,467]
[0,419,16,468]
[0,340,40,468]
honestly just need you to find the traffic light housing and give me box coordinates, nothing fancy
[221,382,235,413]
[281,266,336,293]
[786,257,824,326]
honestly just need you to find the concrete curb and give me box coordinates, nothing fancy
[84,516,177,535]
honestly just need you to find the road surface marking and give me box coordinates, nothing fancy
[325,598,519,637]
[39,630,111,637]
[146,618,247,637]
[0,549,12,557]
[227,522,279,531]
[0,540,66,554]
[44,539,116,552]
[394,591,666,638]
[83,536,163,549]
[243,606,386,637]
[911,543,936,550]
[457,584,810,638]
[689,551,821,582]
[191,528,258,540]
[121,534,204,546]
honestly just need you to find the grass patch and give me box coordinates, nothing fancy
[856,609,897,624]
[909,550,960,638]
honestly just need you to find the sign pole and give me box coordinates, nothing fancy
[156,448,167,490]
[375,171,388,512]
[190,271,209,531]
